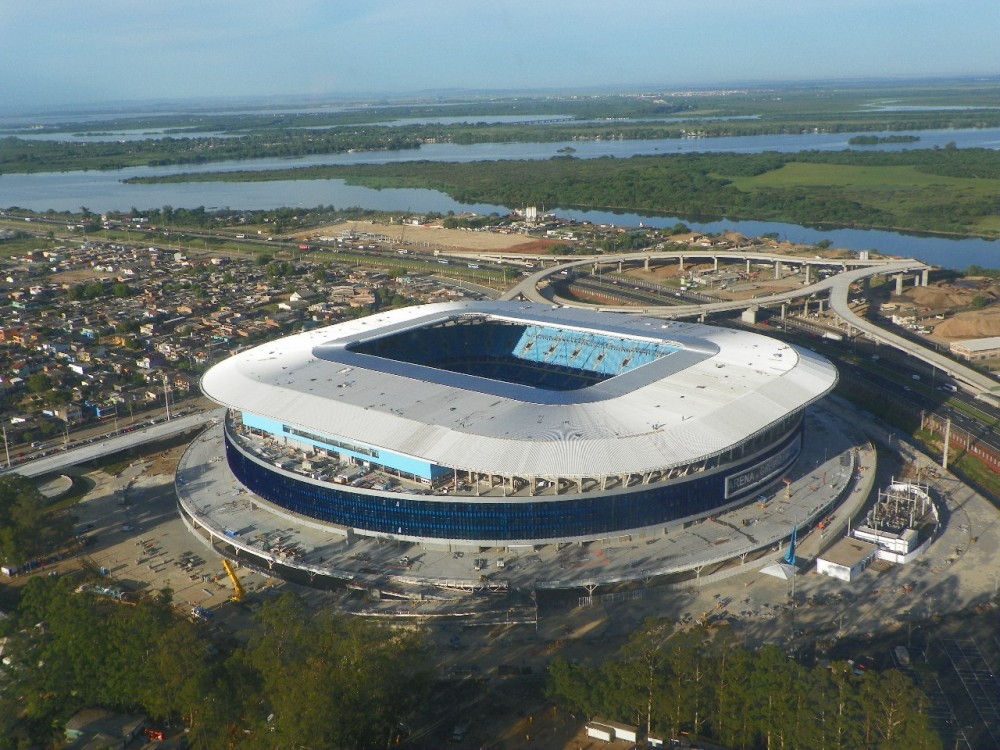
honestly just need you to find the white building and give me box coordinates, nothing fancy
[816,537,879,582]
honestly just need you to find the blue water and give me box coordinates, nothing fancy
[1,126,997,270]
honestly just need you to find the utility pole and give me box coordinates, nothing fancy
[162,373,172,421]
[2,425,10,468]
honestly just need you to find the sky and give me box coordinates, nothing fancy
[2,0,998,113]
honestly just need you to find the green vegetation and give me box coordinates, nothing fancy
[966,265,1000,278]
[0,128,421,174]
[0,475,72,570]
[2,82,998,175]
[0,581,428,749]
[914,427,1000,500]
[547,619,941,749]
[126,148,1000,237]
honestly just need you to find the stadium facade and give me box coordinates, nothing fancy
[199,301,837,547]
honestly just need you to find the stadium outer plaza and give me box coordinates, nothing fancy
[174,300,884,611]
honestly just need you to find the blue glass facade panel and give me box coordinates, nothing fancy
[226,423,803,542]
[241,412,442,480]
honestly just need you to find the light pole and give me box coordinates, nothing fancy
[162,373,172,421]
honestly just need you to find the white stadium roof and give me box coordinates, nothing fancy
[200,302,837,478]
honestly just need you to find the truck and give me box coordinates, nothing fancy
[586,722,614,742]
[222,558,246,602]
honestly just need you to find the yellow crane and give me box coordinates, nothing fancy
[222,558,246,602]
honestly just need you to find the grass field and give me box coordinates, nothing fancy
[726,162,998,192]
[725,162,1000,234]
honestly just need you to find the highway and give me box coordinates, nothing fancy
[501,250,1000,398]
[3,410,222,479]
[824,266,999,393]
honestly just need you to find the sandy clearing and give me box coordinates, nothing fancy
[931,309,1000,341]
[292,220,567,254]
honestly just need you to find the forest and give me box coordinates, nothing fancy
[0,573,946,750]
[125,147,1000,237]
[547,618,942,750]
[0,575,428,749]
[2,81,998,175]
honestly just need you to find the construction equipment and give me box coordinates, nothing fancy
[222,558,246,602]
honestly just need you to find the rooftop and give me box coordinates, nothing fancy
[201,302,838,478]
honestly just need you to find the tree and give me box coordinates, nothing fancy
[0,475,69,567]
[143,621,213,724]
[27,372,53,394]
[240,593,429,749]
[715,644,756,748]
[866,669,941,749]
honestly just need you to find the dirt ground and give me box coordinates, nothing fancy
[293,220,567,254]
[51,267,115,284]
[932,308,1000,340]
[896,278,1000,341]
[143,443,189,475]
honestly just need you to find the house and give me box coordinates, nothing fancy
[64,708,145,749]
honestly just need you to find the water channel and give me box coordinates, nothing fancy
[1,127,997,269]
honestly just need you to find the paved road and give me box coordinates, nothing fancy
[502,250,999,398]
[3,410,223,479]
[825,267,999,393]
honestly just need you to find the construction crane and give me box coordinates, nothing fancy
[222,558,246,602]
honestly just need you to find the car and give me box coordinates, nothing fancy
[120,524,134,532]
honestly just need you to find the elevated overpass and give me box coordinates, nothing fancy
[3,410,222,479]
[502,250,998,397]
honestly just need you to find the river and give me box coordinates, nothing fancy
[1,127,997,269]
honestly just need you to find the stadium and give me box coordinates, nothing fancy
[196,301,838,550]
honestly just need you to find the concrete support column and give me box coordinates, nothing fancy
[679,257,685,272]
[895,274,904,295]
[644,257,650,272]
[803,299,809,316]
[781,303,787,321]
[592,262,598,274]
[804,265,811,284]
[713,257,719,271]
[921,269,929,286]
[617,261,623,273]
[942,419,951,470]
[775,261,782,279]
[746,259,751,274]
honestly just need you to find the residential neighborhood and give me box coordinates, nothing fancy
[0,231,487,464]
